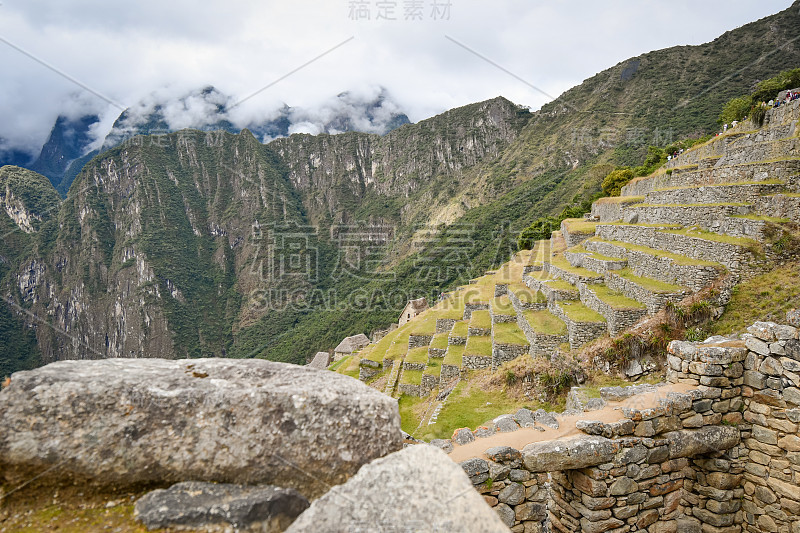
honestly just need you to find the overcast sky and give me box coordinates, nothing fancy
[0,0,793,156]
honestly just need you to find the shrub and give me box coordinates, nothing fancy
[602,168,634,197]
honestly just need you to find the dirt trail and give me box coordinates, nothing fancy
[448,382,694,462]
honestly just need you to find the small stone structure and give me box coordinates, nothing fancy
[399,297,428,325]
[448,317,800,533]
[333,333,371,361]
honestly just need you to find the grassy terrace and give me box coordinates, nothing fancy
[614,268,685,293]
[523,309,568,336]
[430,333,449,350]
[491,295,517,316]
[428,303,465,320]
[631,202,751,208]
[593,196,645,204]
[405,346,430,365]
[493,322,528,345]
[550,254,603,278]
[465,335,492,356]
[731,214,791,223]
[652,179,783,192]
[443,344,465,366]
[423,358,442,377]
[558,301,606,323]
[543,278,579,293]
[450,321,469,338]
[469,310,492,330]
[508,282,547,304]
[399,368,423,385]
[660,227,762,249]
[562,218,598,235]
[385,339,409,360]
[591,238,721,267]
[568,244,624,263]
[551,232,567,254]
[367,323,412,361]
[409,316,437,336]
[330,356,361,380]
[463,283,494,303]
[590,283,646,310]
[528,240,551,265]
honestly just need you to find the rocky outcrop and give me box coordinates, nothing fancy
[0,358,402,498]
[285,444,509,532]
[134,482,309,532]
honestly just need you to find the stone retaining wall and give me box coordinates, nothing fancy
[578,283,647,337]
[448,334,467,345]
[421,374,439,395]
[409,335,434,349]
[463,355,492,370]
[398,383,422,397]
[492,343,530,371]
[516,314,567,357]
[591,197,643,222]
[469,326,492,336]
[402,362,427,371]
[624,203,752,231]
[523,276,579,302]
[436,319,456,333]
[622,159,800,197]
[595,224,751,273]
[441,364,460,382]
[507,287,547,313]
[548,301,608,350]
[545,261,603,286]
[429,347,447,358]
[605,271,688,315]
[644,182,784,206]
[464,303,490,320]
[754,194,800,224]
[585,239,719,292]
[495,284,509,297]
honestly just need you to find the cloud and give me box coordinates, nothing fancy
[0,0,792,158]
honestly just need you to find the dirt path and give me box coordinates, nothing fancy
[448,382,694,462]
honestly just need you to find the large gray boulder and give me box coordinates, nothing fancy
[665,426,740,459]
[0,359,401,498]
[522,435,619,472]
[134,481,309,532]
[285,445,510,532]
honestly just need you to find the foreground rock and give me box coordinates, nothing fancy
[134,482,309,532]
[0,359,401,498]
[285,445,509,532]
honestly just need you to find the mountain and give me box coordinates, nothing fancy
[0,166,60,376]
[50,87,411,196]
[0,141,33,169]
[29,114,100,188]
[2,2,800,372]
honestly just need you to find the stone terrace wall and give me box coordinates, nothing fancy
[454,316,800,532]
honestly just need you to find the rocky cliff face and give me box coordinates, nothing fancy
[271,97,529,226]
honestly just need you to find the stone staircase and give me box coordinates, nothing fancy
[356,99,800,398]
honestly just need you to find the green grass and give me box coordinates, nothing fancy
[385,340,409,360]
[561,218,598,235]
[731,214,791,223]
[653,179,783,192]
[405,346,430,364]
[398,394,426,434]
[549,255,603,278]
[593,196,645,204]
[449,321,469,338]
[443,344,465,366]
[709,263,800,336]
[424,358,442,377]
[328,356,350,371]
[544,278,579,293]
[660,227,762,249]
[493,322,528,345]
[465,334,492,356]
[491,295,517,316]
[469,310,492,330]
[409,316,437,336]
[399,368,424,385]
[523,310,568,336]
[370,324,411,358]
[416,379,535,441]
[508,282,547,304]
[431,306,465,320]
[594,238,721,267]
[331,355,361,379]
[430,333,449,349]
[558,301,606,323]
[614,268,685,293]
[590,283,647,310]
